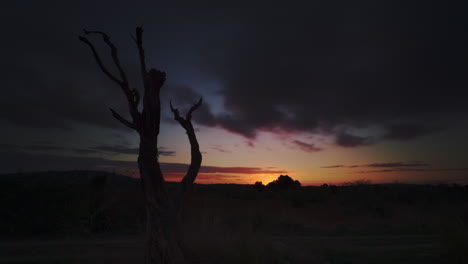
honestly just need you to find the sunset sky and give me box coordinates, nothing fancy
[1,1,468,185]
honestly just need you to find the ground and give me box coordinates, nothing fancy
[0,172,467,263]
[0,234,442,263]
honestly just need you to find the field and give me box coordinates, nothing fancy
[1,171,467,263]
[0,234,442,263]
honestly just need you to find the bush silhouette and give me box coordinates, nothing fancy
[266,175,301,191]
[253,181,265,192]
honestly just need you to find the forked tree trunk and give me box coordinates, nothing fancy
[79,27,203,264]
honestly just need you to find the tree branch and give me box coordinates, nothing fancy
[79,29,141,131]
[78,35,122,86]
[83,29,129,87]
[169,100,177,116]
[169,100,187,129]
[109,108,135,129]
[186,97,203,121]
[169,99,203,192]
[134,26,148,82]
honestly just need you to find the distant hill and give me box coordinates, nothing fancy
[0,170,140,187]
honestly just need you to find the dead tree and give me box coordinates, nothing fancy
[79,27,202,264]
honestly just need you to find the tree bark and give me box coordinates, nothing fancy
[138,140,185,264]
[145,204,185,264]
[170,99,203,193]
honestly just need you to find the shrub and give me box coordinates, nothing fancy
[266,175,301,191]
[253,181,265,192]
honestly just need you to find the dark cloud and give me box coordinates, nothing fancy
[200,166,288,175]
[2,1,468,155]
[160,163,289,175]
[365,162,430,168]
[0,26,132,131]
[383,123,437,141]
[335,132,373,147]
[193,1,468,145]
[0,150,137,173]
[69,148,101,155]
[24,145,67,151]
[321,161,430,168]
[0,143,175,157]
[162,172,242,183]
[0,150,287,177]
[293,140,322,152]
[211,145,232,153]
[321,165,349,169]
[93,145,175,156]
[158,150,177,157]
[196,174,241,180]
[93,145,139,155]
[0,2,230,133]
[355,168,468,174]
[0,143,100,155]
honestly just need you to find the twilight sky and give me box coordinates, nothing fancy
[1,1,468,185]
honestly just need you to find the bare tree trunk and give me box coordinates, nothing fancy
[145,205,185,264]
[80,27,203,264]
[170,99,203,193]
[138,139,185,264]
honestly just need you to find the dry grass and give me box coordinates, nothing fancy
[1,177,467,263]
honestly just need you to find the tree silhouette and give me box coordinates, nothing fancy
[266,175,301,190]
[253,181,265,192]
[79,27,202,264]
